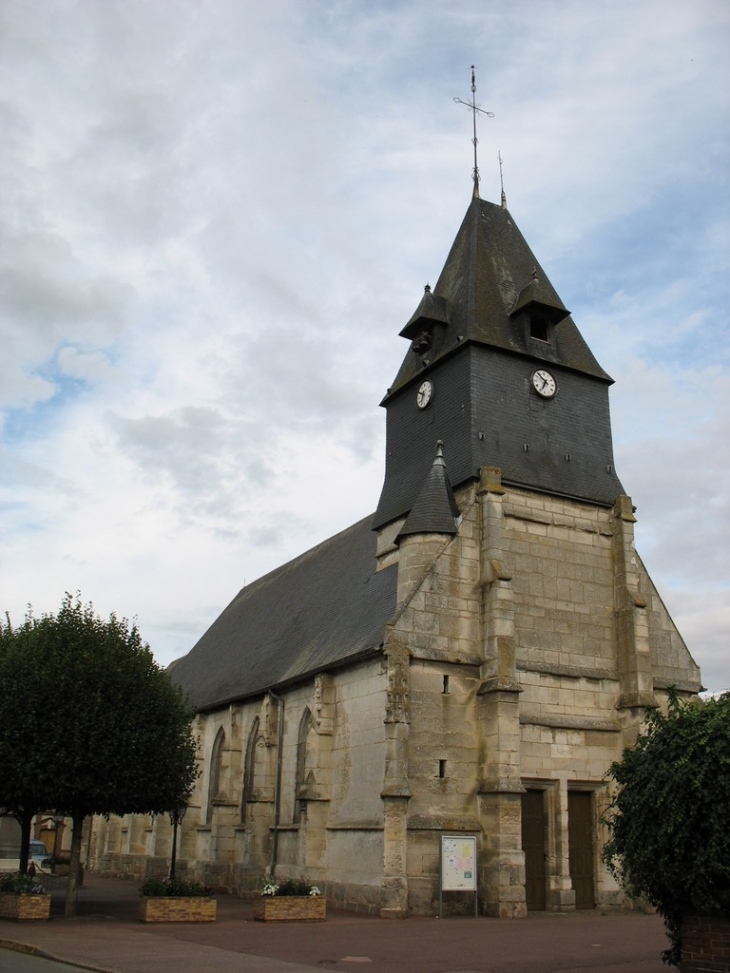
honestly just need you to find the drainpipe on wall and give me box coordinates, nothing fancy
[268,689,284,878]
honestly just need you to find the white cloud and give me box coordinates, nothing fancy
[1,0,728,694]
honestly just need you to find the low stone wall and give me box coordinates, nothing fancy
[326,879,381,916]
[96,853,177,884]
[96,853,260,897]
[681,915,730,973]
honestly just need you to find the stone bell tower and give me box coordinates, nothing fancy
[373,190,701,917]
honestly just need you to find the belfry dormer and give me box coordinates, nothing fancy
[399,285,450,362]
[509,270,570,348]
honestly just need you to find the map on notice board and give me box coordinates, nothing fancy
[441,835,477,891]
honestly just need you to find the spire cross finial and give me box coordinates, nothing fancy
[454,65,494,199]
[498,150,507,208]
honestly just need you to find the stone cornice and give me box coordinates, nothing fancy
[518,660,617,681]
[519,712,620,732]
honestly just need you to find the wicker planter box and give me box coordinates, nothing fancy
[253,895,326,922]
[139,896,217,923]
[0,893,51,920]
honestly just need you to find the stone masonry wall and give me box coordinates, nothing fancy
[92,657,388,912]
[505,489,615,673]
[92,477,701,917]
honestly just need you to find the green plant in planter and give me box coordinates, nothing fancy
[140,876,211,898]
[0,874,46,896]
[261,877,321,897]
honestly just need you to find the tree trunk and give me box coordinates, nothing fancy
[64,810,85,918]
[17,808,34,875]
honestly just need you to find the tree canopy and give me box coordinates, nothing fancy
[0,594,198,914]
[603,690,730,966]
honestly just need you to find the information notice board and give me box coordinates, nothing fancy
[439,835,478,917]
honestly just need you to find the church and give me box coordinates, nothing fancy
[92,171,702,917]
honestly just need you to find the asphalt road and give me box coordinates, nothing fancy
[0,875,670,973]
[0,950,93,973]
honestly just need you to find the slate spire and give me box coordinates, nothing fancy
[384,197,610,403]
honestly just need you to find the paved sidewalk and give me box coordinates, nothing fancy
[0,875,668,973]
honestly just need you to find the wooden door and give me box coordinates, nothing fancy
[521,789,546,911]
[568,791,595,909]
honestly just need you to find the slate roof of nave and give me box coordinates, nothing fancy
[168,515,398,712]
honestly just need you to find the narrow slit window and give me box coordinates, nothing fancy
[438,759,446,779]
[442,675,450,694]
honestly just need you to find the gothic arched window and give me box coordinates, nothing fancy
[293,707,315,824]
[206,726,226,825]
[241,716,260,824]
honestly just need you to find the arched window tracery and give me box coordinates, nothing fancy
[206,726,226,825]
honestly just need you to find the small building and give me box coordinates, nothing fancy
[93,187,701,917]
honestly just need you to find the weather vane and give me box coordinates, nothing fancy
[454,65,494,199]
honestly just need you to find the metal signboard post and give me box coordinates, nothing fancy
[439,834,478,918]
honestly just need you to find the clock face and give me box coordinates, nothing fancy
[416,380,433,409]
[531,368,557,398]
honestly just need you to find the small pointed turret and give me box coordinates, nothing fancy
[397,442,460,540]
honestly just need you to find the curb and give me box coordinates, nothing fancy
[0,935,117,973]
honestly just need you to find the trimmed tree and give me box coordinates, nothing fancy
[0,594,198,917]
[603,690,730,966]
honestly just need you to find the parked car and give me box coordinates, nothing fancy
[29,840,49,862]
[0,839,52,873]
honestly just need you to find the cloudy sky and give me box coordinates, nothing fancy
[1,0,728,693]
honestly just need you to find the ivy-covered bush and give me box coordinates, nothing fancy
[603,691,730,966]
